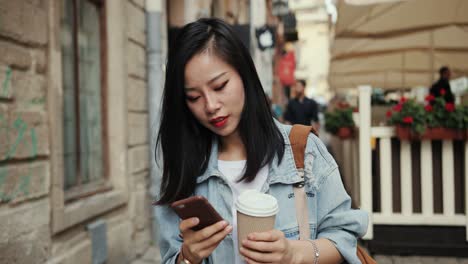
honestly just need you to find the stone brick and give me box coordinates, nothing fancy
[12,71,47,111]
[0,0,48,45]
[130,0,146,9]
[142,246,161,263]
[374,255,393,264]
[127,1,146,45]
[127,77,148,111]
[419,257,458,264]
[1,110,49,161]
[0,198,49,244]
[32,48,47,74]
[63,241,92,264]
[132,187,150,231]
[0,161,50,203]
[127,41,147,79]
[0,65,13,99]
[107,221,132,264]
[393,256,423,264]
[128,113,149,146]
[0,224,50,264]
[133,229,151,257]
[131,260,153,264]
[0,40,32,70]
[128,145,149,173]
[49,240,92,264]
[130,170,149,191]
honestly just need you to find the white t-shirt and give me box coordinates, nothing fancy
[217,160,269,264]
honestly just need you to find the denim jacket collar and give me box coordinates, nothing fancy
[196,119,303,186]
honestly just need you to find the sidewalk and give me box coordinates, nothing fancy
[375,255,468,264]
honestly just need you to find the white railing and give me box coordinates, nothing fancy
[353,86,468,241]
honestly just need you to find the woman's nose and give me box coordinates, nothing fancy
[205,93,221,114]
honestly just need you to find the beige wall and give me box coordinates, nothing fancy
[290,0,332,101]
[0,0,156,263]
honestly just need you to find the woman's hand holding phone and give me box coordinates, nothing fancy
[178,217,233,264]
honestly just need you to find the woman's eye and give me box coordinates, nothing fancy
[214,81,228,91]
[186,96,200,102]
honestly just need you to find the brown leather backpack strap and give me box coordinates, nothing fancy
[289,125,316,240]
[289,125,317,170]
[290,125,377,263]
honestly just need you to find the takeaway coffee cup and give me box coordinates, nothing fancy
[236,190,279,251]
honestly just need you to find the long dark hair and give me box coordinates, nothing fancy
[155,18,285,205]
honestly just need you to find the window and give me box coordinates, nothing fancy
[50,0,128,234]
[61,0,108,199]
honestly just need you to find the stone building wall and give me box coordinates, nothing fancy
[0,0,156,263]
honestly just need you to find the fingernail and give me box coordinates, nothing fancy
[226,225,233,232]
[219,221,227,227]
[192,218,199,224]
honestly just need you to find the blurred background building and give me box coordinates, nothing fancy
[0,0,467,263]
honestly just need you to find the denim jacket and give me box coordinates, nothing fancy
[155,121,369,264]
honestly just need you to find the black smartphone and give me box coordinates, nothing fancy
[171,195,224,231]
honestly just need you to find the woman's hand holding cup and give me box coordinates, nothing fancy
[239,229,296,264]
[178,217,233,264]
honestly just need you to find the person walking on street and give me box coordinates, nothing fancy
[283,79,320,131]
[154,18,367,264]
[429,66,455,103]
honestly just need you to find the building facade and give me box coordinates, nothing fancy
[0,0,159,263]
[0,0,281,263]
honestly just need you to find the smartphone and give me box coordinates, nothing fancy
[171,195,224,231]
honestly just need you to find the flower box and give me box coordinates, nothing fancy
[422,127,465,140]
[395,125,414,140]
[396,126,466,140]
[325,104,356,138]
[336,127,354,139]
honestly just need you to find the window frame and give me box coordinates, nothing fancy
[49,0,129,234]
[62,0,110,200]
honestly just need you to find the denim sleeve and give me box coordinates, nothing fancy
[155,204,211,264]
[316,168,368,264]
[305,134,369,264]
[155,204,182,264]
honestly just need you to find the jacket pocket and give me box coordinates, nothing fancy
[280,223,317,240]
[280,226,300,240]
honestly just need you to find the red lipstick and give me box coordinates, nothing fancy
[210,116,228,128]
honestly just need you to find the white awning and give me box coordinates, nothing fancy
[330,0,468,90]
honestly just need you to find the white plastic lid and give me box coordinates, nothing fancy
[235,190,279,217]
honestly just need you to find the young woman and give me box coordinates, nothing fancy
[155,18,368,264]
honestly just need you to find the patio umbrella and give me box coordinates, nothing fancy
[329,0,468,90]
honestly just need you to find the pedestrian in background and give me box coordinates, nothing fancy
[283,79,320,131]
[429,66,455,103]
[154,18,367,264]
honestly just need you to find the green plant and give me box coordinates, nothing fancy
[324,106,355,134]
[463,106,468,129]
[425,95,466,129]
[386,97,426,134]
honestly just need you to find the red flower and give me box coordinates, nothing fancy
[386,110,392,117]
[337,101,350,109]
[402,116,413,124]
[425,94,435,102]
[353,107,359,113]
[393,104,403,112]
[440,89,446,95]
[400,97,407,103]
[445,103,455,112]
[425,104,433,112]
